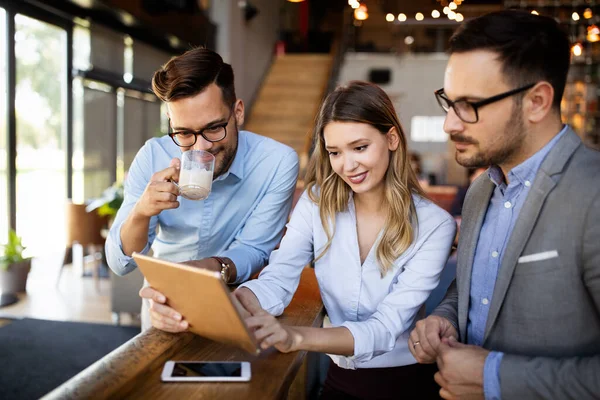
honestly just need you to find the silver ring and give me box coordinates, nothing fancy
[413,341,420,350]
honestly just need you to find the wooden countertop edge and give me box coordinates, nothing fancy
[275,307,325,399]
[43,308,325,400]
[43,268,325,400]
[42,328,195,400]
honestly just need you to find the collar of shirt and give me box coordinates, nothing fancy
[486,124,568,191]
[214,130,247,182]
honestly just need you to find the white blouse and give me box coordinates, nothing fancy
[239,190,456,369]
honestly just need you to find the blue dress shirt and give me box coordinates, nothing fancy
[240,191,456,368]
[468,126,567,399]
[105,130,299,284]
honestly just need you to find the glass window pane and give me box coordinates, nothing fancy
[121,93,162,177]
[146,100,162,141]
[0,8,6,245]
[15,14,67,256]
[89,24,124,74]
[123,95,145,171]
[73,21,91,71]
[72,80,116,204]
[410,116,447,142]
[132,40,171,82]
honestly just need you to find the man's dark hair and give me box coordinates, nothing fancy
[152,47,236,107]
[448,10,571,110]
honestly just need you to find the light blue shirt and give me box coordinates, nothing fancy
[240,191,456,368]
[468,126,567,399]
[105,130,299,284]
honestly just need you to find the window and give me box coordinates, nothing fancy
[14,14,67,255]
[3,6,171,255]
[0,7,7,245]
[410,116,448,142]
[72,78,116,203]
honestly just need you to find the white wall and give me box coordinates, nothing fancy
[338,52,465,185]
[210,0,281,110]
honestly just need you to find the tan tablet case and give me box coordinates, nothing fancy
[133,253,259,354]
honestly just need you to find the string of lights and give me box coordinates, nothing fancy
[349,0,466,23]
[502,1,600,60]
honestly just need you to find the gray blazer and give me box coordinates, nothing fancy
[433,128,600,399]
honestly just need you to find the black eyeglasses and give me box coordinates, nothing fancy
[168,109,234,147]
[434,83,536,123]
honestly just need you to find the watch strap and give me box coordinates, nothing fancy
[211,256,230,283]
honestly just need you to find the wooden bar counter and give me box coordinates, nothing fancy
[44,268,324,400]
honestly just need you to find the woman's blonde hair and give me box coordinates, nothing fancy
[305,81,426,276]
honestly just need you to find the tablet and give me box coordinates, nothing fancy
[133,252,259,354]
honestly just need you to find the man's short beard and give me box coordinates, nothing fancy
[456,103,526,169]
[213,122,238,178]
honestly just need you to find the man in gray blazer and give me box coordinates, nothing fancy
[409,10,600,400]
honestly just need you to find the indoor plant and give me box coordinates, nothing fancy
[86,181,124,220]
[0,230,32,293]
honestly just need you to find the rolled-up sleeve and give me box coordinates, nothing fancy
[342,215,456,362]
[238,190,314,314]
[484,351,504,400]
[222,151,299,283]
[105,143,158,276]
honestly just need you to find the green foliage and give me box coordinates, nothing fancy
[15,15,65,149]
[86,182,124,218]
[1,230,27,271]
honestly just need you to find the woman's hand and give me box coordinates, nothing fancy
[245,311,303,353]
[234,287,303,352]
[232,287,263,319]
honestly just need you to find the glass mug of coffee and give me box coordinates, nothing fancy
[178,150,215,201]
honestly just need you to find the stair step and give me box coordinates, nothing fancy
[247,53,332,155]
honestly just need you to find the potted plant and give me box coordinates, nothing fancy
[86,181,124,224]
[0,230,32,293]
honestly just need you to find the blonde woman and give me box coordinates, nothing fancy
[235,81,456,399]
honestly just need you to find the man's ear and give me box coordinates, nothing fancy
[525,81,554,124]
[234,99,245,127]
[387,127,400,151]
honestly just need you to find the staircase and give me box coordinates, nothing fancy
[245,54,333,172]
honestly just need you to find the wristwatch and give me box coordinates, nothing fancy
[212,256,231,284]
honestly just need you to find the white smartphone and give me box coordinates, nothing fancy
[161,361,251,382]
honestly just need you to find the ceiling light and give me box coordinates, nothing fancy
[531,10,539,15]
[572,12,580,21]
[449,2,457,10]
[443,6,450,15]
[415,12,424,21]
[587,25,600,42]
[168,35,181,48]
[119,11,136,26]
[398,13,407,22]
[455,13,464,22]
[432,10,440,18]
[354,4,368,20]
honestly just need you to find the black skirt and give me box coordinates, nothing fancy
[320,360,441,400]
